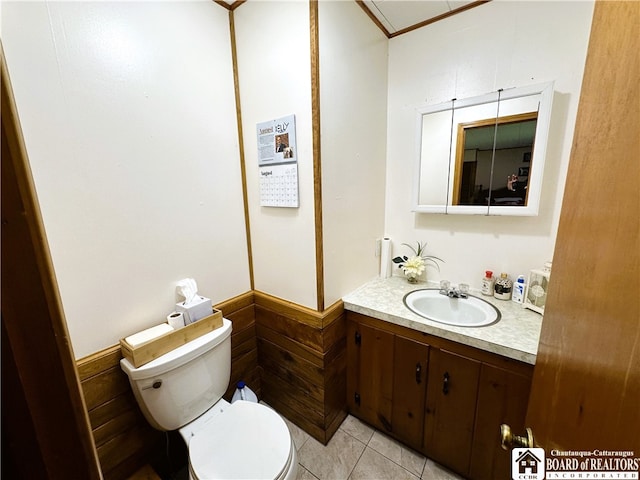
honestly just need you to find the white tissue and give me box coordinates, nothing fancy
[125,323,174,347]
[175,277,212,324]
[176,278,199,304]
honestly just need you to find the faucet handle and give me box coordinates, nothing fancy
[439,280,451,291]
[458,283,469,295]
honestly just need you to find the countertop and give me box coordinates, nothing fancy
[342,276,543,365]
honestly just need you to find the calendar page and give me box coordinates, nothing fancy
[256,114,299,208]
[259,164,299,208]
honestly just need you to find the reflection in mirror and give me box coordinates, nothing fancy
[418,107,454,206]
[413,82,553,216]
[453,112,537,206]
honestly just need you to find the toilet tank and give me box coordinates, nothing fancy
[120,319,232,431]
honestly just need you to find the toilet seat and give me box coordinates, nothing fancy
[188,401,294,480]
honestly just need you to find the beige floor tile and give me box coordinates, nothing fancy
[283,416,311,452]
[421,459,465,479]
[338,415,375,445]
[368,431,426,477]
[296,465,319,480]
[349,447,420,480]
[298,429,366,480]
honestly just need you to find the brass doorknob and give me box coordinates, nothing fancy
[500,424,534,450]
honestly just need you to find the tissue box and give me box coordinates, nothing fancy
[176,296,212,325]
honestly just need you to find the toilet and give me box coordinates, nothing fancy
[120,319,298,480]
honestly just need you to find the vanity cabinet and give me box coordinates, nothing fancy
[346,311,533,479]
[424,349,481,475]
[469,363,532,480]
[346,319,428,451]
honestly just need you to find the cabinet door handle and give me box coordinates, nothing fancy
[415,362,422,384]
[442,372,450,395]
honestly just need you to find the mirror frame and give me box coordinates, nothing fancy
[412,82,554,216]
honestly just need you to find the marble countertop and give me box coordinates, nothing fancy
[342,276,543,365]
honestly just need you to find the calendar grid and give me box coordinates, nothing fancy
[259,164,299,208]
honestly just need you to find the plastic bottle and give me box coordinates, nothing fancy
[494,273,513,300]
[231,381,258,403]
[512,275,526,304]
[481,271,495,296]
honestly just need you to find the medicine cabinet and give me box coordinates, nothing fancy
[412,82,554,216]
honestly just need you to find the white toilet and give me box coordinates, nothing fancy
[120,318,298,480]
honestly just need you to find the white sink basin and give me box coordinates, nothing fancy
[403,289,501,327]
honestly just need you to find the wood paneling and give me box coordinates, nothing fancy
[254,290,343,329]
[228,8,254,291]
[526,1,640,452]
[222,293,261,399]
[256,295,347,444]
[76,291,259,479]
[309,0,325,312]
[77,345,163,480]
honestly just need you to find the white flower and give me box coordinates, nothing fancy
[402,255,425,276]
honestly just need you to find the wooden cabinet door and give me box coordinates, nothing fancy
[391,335,429,450]
[469,364,532,480]
[348,321,395,433]
[424,348,481,476]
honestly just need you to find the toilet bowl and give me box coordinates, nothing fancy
[184,400,297,480]
[120,319,297,480]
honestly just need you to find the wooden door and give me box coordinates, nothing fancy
[347,321,395,432]
[522,1,639,453]
[424,348,481,476]
[391,335,429,450]
[470,364,532,480]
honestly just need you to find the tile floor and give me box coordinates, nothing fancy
[285,414,465,480]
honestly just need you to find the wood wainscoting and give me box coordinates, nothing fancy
[76,291,260,480]
[75,291,347,477]
[254,291,348,444]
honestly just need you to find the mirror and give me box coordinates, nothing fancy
[413,82,553,215]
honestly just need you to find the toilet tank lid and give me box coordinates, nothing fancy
[120,318,232,380]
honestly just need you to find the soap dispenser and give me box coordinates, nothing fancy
[512,275,526,304]
[481,271,495,296]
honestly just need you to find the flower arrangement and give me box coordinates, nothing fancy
[392,241,443,283]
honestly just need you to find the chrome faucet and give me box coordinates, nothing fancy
[439,281,469,299]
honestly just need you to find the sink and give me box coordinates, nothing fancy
[403,289,501,327]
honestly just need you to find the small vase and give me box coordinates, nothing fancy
[406,273,418,284]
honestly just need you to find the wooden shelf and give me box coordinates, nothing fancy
[120,309,223,367]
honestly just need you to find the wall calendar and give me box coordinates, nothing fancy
[256,114,299,208]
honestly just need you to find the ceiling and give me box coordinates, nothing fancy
[223,1,488,37]
[361,0,486,36]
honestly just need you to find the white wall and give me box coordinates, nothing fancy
[319,1,388,307]
[1,0,596,358]
[2,1,249,358]
[385,1,594,289]
[234,1,317,309]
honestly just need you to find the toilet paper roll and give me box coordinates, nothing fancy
[167,311,185,330]
[380,238,392,279]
